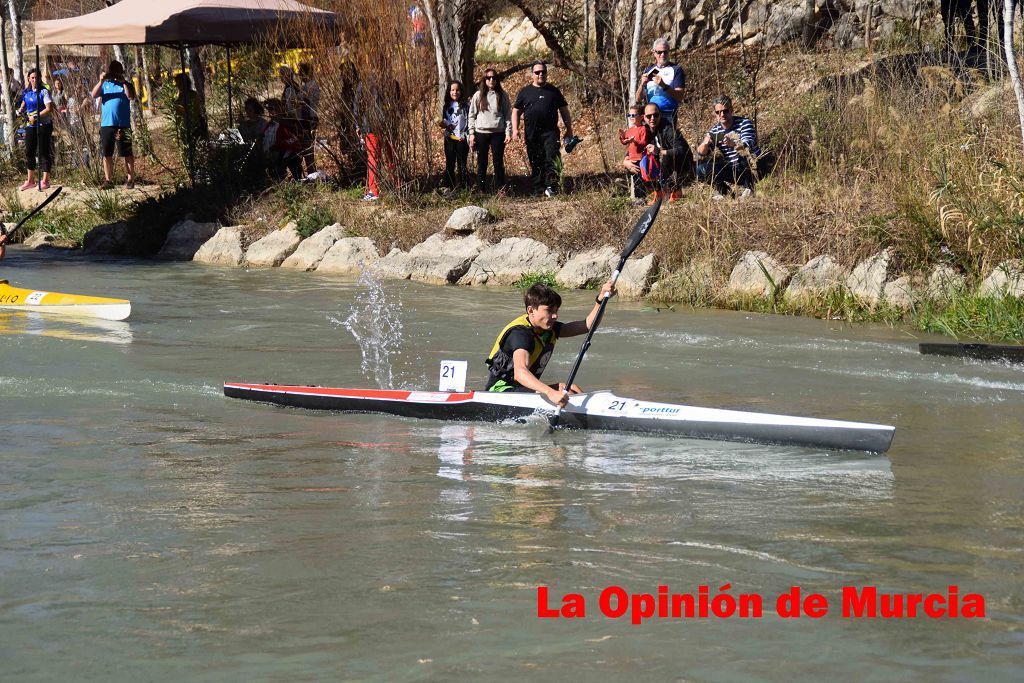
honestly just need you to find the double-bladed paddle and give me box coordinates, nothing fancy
[0,186,64,259]
[550,196,663,427]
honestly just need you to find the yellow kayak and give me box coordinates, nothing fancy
[0,280,131,321]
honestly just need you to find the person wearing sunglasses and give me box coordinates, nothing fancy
[511,61,575,198]
[619,104,649,200]
[695,95,763,199]
[635,38,685,128]
[468,68,512,194]
[640,103,694,203]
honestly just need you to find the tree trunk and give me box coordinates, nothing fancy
[139,46,152,115]
[863,1,873,52]
[6,0,23,84]
[670,0,682,48]
[628,0,644,102]
[802,0,816,49]
[1005,0,1024,151]
[583,0,590,69]
[186,46,207,114]
[594,0,612,59]
[421,0,485,109]
[0,14,11,156]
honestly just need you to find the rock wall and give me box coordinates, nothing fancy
[666,0,939,49]
[476,16,547,59]
[477,2,943,56]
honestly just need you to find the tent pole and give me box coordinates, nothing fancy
[226,46,233,130]
[179,44,194,186]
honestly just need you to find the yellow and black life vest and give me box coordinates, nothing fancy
[485,313,559,391]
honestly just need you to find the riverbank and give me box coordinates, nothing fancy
[6,45,1024,341]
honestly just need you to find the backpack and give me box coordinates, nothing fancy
[639,152,661,183]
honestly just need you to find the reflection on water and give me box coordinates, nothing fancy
[0,311,133,345]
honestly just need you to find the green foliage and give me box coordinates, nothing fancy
[513,271,559,289]
[24,206,92,244]
[296,204,336,238]
[916,295,1024,341]
[86,189,133,222]
[268,182,338,237]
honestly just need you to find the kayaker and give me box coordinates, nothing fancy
[485,280,616,407]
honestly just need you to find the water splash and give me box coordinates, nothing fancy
[332,264,404,388]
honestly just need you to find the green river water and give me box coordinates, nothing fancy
[1,248,1022,681]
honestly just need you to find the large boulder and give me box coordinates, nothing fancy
[847,251,890,304]
[23,231,75,249]
[282,224,347,271]
[555,246,617,289]
[647,256,720,304]
[377,233,487,284]
[785,255,848,300]
[316,236,381,276]
[926,264,966,300]
[726,250,789,297]
[444,206,490,235]
[194,226,244,266]
[977,260,1024,298]
[459,237,561,286]
[83,221,130,254]
[883,276,914,310]
[157,219,221,261]
[244,222,302,268]
[618,254,659,299]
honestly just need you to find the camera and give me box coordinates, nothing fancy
[648,68,659,78]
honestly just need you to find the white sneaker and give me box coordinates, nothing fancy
[739,188,754,199]
[362,192,379,201]
[712,192,725,201]
[544,186,555,198]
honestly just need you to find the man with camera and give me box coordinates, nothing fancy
[90,60,136,189]
[695,95,764,199]
[635,38,685,128]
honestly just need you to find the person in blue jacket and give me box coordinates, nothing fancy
[90,60,137,189]
[16,69,54,191]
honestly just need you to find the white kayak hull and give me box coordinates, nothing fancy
[223,383,896,453]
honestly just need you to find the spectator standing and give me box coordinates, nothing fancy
[174,73,208,141]
[641,103,693,203]
[279,66,300,123]
[297,62,320,175]
[511,62,575,198]
[50,77,68,117]
[16,69,54,191]
[695,95,763,199]
[635,38,685,128]
[438,80,469,191]
[264,98,303,181]
[468,68,511,194]
[90,60,136,189]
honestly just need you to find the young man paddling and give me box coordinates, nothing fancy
[486,280,615,407]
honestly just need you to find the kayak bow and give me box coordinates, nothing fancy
[0,280,131,321]
[223,382,896,453]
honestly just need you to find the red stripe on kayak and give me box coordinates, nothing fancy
[224,383,477,402]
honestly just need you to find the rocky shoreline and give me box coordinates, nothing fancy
[27,203,1024,310]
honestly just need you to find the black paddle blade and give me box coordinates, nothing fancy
[618,196,662,265]
[10,186,63,238]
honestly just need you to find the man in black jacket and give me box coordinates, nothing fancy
[511,62,576,198]
[640,103,693,202]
